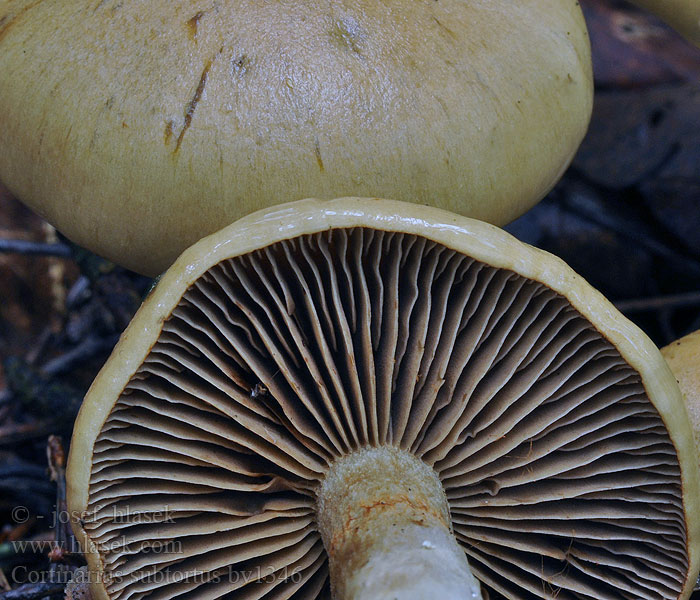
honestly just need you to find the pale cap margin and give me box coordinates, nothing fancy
[66,197,700,600]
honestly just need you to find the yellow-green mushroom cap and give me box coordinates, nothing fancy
[0,0,592,276]
[67,198,699,600]
[663,330,700,459]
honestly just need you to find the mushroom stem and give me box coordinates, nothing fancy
[316,446,482,600]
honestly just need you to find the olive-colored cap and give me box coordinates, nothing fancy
[0,0,592,275]
[663,330,700,457]
[67,198,699,600]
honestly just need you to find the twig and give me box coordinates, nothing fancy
[688,313,700,336]
[0,457,53,496]
[0,570,10,593]
[64,277,91,310]
[0,460,51,480]
[25,328,55,368]
[40,334,119,377]
[614,290,700,313]
[0,582,65,600]
[0,422,64,447]
[559,173,700,277]
[658,309,676,347]
[564,199,700,276]
[46,437,71,564]
[0,390,13,407]
[44,437,69,600]
[0,239,72,258]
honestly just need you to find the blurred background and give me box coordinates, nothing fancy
[0,0,699,597]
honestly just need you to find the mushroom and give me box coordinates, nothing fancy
[626,0,700,46]
[67,198,700,600]
[662,330,700,459]
[0,0,592,276]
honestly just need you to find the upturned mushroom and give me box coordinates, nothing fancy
[0,0,593,276]
[67,198,700,600]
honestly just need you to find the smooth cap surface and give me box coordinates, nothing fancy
[0,0,592,275]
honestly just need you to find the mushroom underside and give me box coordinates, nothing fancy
[84,227,687,600]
